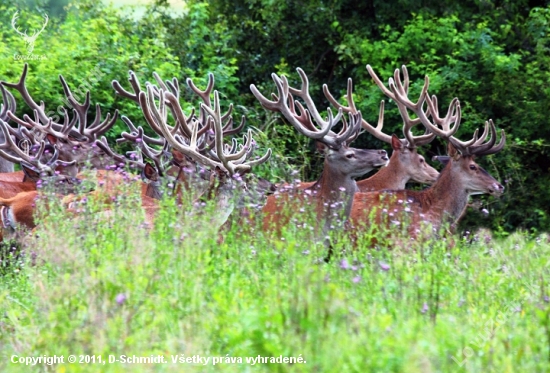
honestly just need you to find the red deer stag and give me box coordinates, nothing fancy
[349,65,505,246]
[250,68,389,243]
[106,70,272,227]
[1,63,118,170]
[0,126,86,238]
[0,84,16,173]
[323,66,439,191]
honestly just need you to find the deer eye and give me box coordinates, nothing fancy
[419,158,424,163]
[346,153,355,159]
[469,164,477,170]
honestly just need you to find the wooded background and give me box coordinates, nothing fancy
[1,0,549,234]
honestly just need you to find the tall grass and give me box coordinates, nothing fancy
[0,184,549,372]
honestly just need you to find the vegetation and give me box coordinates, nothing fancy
[0,182,550,372]
[0,0,549,371]
[1,0,548,233]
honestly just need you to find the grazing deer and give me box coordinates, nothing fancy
[349,65,505,246]
[251,68,388,243]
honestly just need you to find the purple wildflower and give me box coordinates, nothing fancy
[115,293,127,305]
[339,259,350,270]
[421,303,428,314]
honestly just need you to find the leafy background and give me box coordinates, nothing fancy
[1,0,549,235]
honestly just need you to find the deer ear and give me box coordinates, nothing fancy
[21,163,41,181]
[45,134,57,144]
[447,142,460,160]
[171,149,186,165]
[142,163,159,182]
[315,142,329,154]
[391,134,404,151]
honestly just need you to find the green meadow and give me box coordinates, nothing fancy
[1,183,549,373]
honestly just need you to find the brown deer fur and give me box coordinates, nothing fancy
[349,143,504,246]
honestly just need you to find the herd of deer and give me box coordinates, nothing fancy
[0,63,505,250]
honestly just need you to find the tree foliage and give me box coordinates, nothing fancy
[0,0,549,233]
[169,0,550,234]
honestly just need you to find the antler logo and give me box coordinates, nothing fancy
[11,11,48,55]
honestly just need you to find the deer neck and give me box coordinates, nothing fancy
[423,162,470,226]
[315,163,357,204]
[307,163,358,243]
[358,155,407,191]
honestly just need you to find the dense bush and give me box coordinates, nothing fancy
[0,0,549,233]
[157,0,550,234]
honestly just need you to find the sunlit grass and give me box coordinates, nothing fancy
[0,186,549,372]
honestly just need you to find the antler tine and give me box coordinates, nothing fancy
[250,72,335,142]
[60,74,119,140]
[1,63,52,125]
[162,89,196,139]
[0,118,70,173]
[187,73,215,110]
[166,78,180,99]
[0,119,27,164]
[220,103,234,125]
[137,85,171,137]
[202,91,243,172]
[85,104,119,139]
[0,84,16,121]
[152,72,169,92]
[201,90,271,175]
[128,126,170,176]
[59,74,91,137]
[368,64,437,147]
[221,114,246,136]
[359,99,388,143]
[288,67,343,129]
[95,136,146,170]
[335,112,363,147]
[397,102,436,148]
[472,121,490,146]
[3,111,28,139]
[186,74,236,139]
[457,119,506,156]
[323,78,391,144]
[366,64,396,99]
[151,88,225,172]
[407,91,462,140]
[387,66,430,112]
[117,116,166,146]
[424,95,488,153]
[9,110,71,142]
[112,71,143,103]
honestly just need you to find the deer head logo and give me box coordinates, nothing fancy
[11,11,49,55]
